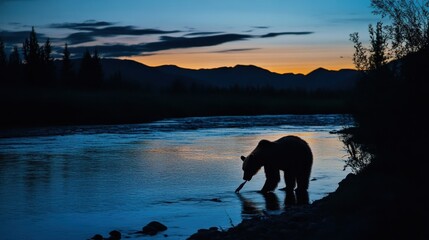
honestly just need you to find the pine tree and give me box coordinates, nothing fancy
[8,46,22,84]
[42,38,55,84]
[78,49,93,88]
[61,43,74,86]
[0,39,7,84]
[91,49,103,88]
[8,46,20,66]
[0,39,6,69]
[22,27,42,84]
[78,49,103,89]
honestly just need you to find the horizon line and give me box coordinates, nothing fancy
[115,57,357,75]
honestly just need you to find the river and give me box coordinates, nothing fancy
[0,114,353,239]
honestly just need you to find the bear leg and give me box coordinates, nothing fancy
[284,172,297,205]
[295,188,309,204]
[296,171,311,204]
[261,168,280,193]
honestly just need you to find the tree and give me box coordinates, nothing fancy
[22,27,42,84]
[371,0,429,58]
[78,49,92,87]
[349,33,369,71]
[78,49,103,89]
[368,22,389,70]
[22,27,56,85]
[346,0,429,175]
[8,46,21,66]
[350,22,389,72]
[22,27,40,67]
[0,39,6,84]
[91,49,103,87]
[8,46,22,84]
[0,39,6,69]
[42,38,55,84]
[61,43,74,86]
[43,38,52,63]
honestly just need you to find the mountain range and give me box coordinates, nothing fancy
[81,58,360,91]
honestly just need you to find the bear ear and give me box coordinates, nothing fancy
[240,156,246,161]
[258,139,271,147]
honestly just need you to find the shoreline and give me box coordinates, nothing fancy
[187,172,428,239]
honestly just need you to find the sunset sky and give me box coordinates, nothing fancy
[0,0,377,74]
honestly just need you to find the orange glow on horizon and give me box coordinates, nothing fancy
[121,45,356,75]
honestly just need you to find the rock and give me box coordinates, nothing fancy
[188,227,222,240]
[108,230,121,240]
[141,221,168,236]
[90,234,103,240]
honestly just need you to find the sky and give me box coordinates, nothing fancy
[0,0,377,74]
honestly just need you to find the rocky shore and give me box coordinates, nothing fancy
[88,171,428,240]
[188,172,428,240]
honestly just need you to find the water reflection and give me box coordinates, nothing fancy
[236,190,311,220]
[0,114,352,240]
[236,192,283,219]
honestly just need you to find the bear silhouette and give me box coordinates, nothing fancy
[240,135,313,204]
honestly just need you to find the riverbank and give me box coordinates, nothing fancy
[188,170,428,240]
[0,86,351,129]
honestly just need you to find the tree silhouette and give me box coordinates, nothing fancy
[0,39,6,84]
[371,0,429,57]
[42,38,55,84]
[8,46,22,84]
[9,46,21,66]
[0,39,6,68]
[91,49,103,87]
[350,22,389,72]
[346,0,429,175]
[22,27,56,85]
[368,22,389,70]
[61,43,74,86]
[22,27,42,84]
[78,49,103,89]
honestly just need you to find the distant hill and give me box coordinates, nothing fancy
[63,58,359,91]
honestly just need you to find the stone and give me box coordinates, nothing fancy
[90,234,103,240]
[141,221,168,236]
[108,230,121,240]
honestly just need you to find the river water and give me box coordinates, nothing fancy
[0,114,352,240]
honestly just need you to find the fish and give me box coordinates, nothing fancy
[235,180,247,193]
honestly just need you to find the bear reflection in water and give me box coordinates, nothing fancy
[236,192,293,219]
[240,135,313,205]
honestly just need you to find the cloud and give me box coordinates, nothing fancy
[211,48,260,53]
[69,44,148,58]
[0,30,46,45]
[67,30,314,58]
[67,34,254,57]
[65,25,181,44]
[141,34,252,52]
[49,20,114,30]
[184,32,224,36]
[252,26,270,29]
[260,32,314,38]
[1,19,316,59]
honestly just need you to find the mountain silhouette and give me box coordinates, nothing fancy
[59,58,359,91]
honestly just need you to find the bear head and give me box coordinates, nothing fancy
[240,139,272,181]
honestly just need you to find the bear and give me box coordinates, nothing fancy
[240,135,313,204]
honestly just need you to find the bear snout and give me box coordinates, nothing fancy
[243,173,253,181]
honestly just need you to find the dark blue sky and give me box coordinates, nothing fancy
[0,0,376,73]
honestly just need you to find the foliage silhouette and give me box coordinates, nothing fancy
[0,27,354,128]
[78,48,103,89]
[61,43,75,86]
[347,0,429,174]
